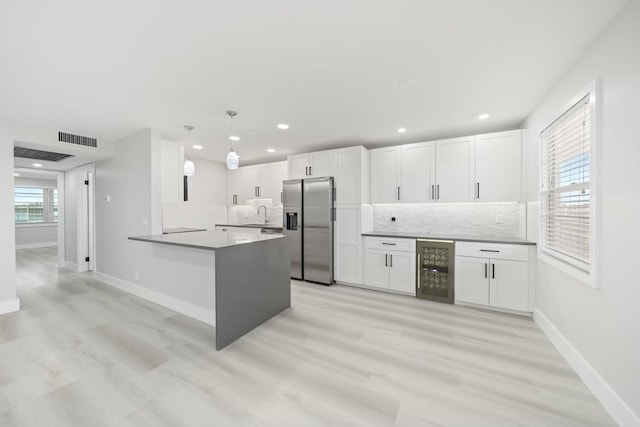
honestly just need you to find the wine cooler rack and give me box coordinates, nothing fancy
[416,239,454,304]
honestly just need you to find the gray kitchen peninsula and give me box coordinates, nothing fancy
[128,230,290,350]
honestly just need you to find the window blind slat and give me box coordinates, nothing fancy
[540,93,591,272]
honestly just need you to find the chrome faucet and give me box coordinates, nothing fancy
[257,205,269,224]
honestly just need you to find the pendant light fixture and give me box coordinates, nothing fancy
[226,110,240,170]
[183,125,196,176]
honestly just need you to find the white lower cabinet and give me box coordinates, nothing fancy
[364,237,416,295]
[455,242,532,313]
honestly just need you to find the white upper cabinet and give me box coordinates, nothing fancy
[287,154,311,179]
[401,142,436,203]
[435,136,476,203]
[474,130,522,202]
[227,161,287,206]
[371,142,436,204]
[287,150,336,179]
[259,161,287,203]
[310,151,336,177]
[335,146,369,205]
[370,146,401,203]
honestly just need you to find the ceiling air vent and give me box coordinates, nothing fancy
[58,131,98,148]
[14,146,73,162]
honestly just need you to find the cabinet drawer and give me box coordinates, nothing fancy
[366,237,416,252]
[455,242,528,261]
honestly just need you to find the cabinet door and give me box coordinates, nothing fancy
[436,136,475,202]
[370,147,401,203]
[259,161,286,202]
[335,206,361,284]
[388,250,416,294]
[226,169,238,206]
[455,256,489,305]
[238,166,260,203]
[475,130,522,202]
[489,259,528,311]
[335,148,361,204]
[364,249,389,289]
[401,142,436,203]
[309,150,336,177]
[288,154,310,179]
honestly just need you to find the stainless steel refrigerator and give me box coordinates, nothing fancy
[283,177,334,285]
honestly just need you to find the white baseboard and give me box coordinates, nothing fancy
[534,308,640,427]
[93,271,215,326]
[0,298,20,315]
[63,261,78,272]
[15,241,57,250]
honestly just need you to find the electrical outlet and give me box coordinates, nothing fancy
[496,215,504,224]
[391,216,396,222]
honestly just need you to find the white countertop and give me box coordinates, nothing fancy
[129,230,285,250]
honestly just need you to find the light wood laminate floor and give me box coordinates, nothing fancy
[0,247,615,426]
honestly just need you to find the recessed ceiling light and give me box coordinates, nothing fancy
[478,113,490,120]
[229,135,240,141]
[13,173,20,177]
[192,144,203,150]
[397,128,407,133]
[33,163,43,168]
[267,148,276,153]
[277,124,289,130]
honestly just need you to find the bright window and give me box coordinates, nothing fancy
[540,92,594,275]
[14,187,58,224]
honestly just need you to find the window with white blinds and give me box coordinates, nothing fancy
[540,93,592,273]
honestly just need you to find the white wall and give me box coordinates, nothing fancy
[15,225,57,249]
[187,157,227,205]
[94,129,161,282]
[0,139,18,314]
[14,177,57,188]
[162,156,228,230]
[524,1,640,423]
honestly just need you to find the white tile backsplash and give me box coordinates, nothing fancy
[373,203,525,238]
[227,204,283,227]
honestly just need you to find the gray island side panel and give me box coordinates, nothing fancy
[214,235,291,350]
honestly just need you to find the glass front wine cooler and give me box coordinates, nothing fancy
[416,239,455,304]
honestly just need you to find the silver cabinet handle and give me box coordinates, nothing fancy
[417,254,421,288]
[385,254,388,267]
[390,254,393,267]
[258,186,261,197]
[484,263,488,278]
[431,185,435,200]
[492,263,495,279]
[397,186,401,201]
[332,187,336,201]
[309,166,312,175]
[281,192,284,203]
[476,182,480,199]
[480,249,500,253]
[382,242,396,245]
[436,184,440,200]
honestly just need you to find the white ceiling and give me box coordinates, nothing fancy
[0,0,629,166]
